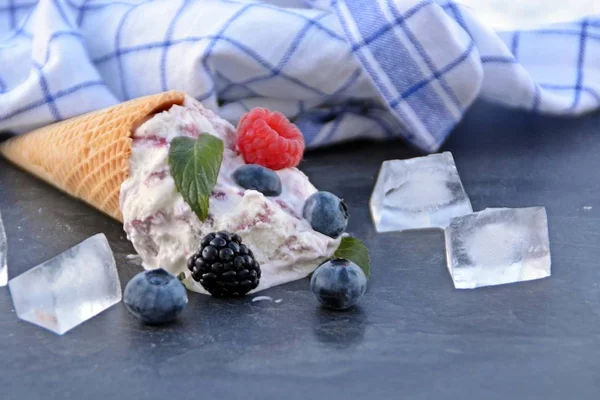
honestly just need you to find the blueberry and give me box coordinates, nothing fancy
[310,259,366,310]
[233,165,282,196]
[124,269,188,324]
[303,191,349,238]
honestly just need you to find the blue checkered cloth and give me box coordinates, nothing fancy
[1,0,599,152]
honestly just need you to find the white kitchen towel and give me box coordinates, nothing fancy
[0,0,598,151]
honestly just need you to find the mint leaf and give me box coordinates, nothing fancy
[168,135,224,222]
[333,237,370,277]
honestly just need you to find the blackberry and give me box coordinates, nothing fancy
[188,231,261,296]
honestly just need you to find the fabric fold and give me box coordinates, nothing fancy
[0,0,598,152]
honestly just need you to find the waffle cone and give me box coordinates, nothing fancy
[0,91,186,222]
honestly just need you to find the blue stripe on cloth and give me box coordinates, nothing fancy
[534,28,600,41]
[0,0,35,13]
[385,0,464,112]
[220,0,346,42]
[325,67,363,99]
[33,62,62,121]
[191,38,326,97]
[360,111,397,139]
[93,35,293,77]
[321,113,344,143]
[220,12,329,97]
[52,0,74,28]
[92,41,167,63]
[295,107,352,145]
[571,19,588,111]
[511,31,520,58]
[215,70,261,99]
[114,0,153,99]
[442,1,471,38]
[2,0,599,152]
[0,80,106,122]
[344,0,457,144]
[8,0,16,29]
[72,0,146,9]
[294,116,322,145]
[2,7,34,41]
[481,55,516,64]
[271,12,329,67]
[391,42,475,136]
[75,0,91,26]
[395,40,475,102]
[339,106,399,139]
[350,0,430,51]
[239,100,251,112]
[335,1,420,144]
[71,0,345,42]
[83,8,354,102]
[91,31,327,100]
[64,0,142,26]
[532,83,541,111]
[1,0,36,29]
[160,0,189,92]
[194,0,346,102]
[40,31,83,65]
[541,83,600,105]
[298,105,397,146]
[197,2,255,102]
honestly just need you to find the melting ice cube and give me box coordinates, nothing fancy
[369,152,472,232]
[8,234,122,334]
[0,209,6,287]
[445,207,551,289]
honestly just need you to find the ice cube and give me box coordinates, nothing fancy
[0,209,6,287]
[8,234,122,334]
[445,207,551,289]
[369,152,472,232]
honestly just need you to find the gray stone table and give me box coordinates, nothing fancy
[1,101,600,399]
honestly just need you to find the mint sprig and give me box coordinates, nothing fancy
[168,135,224,222]
[333,236,371,277]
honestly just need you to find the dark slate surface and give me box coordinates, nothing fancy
[1,101,600,399]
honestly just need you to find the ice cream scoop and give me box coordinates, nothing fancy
[0,92,341,294]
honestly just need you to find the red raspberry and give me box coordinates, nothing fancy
[236,108,305,170]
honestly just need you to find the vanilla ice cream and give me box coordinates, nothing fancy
[120,97,340,294]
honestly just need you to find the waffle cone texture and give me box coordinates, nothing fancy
[0,91,186,222]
